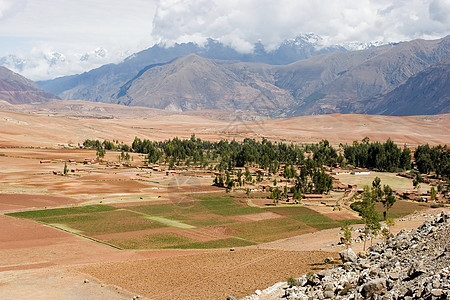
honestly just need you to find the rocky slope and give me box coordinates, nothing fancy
[0,66,59,104]
[115,54,293,115]
[365,57,450,116]
[103,36,450,117]
[36,34,343,102]
[243,211,450,300]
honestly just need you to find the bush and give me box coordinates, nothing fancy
[287,277,298,287]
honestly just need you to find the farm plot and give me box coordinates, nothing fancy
[7,194,362,250]
[336,172,430,193]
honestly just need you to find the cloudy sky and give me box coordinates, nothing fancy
[0,0,449,80]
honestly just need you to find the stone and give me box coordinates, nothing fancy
[226,296,237,300]
[361,278,387,298]
[408,260,426,278]
[431,288,443,297]
[323,290,334,299]
[340,248,357,263]
[385,249,394,259]
[389,272,400,280]
[358,251,369,258]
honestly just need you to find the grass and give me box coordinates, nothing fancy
[351,199,430,220]
[108,232,193,249]
[169,215,235,227]
[170,237,256,249]
[6,205,116,219]
[291,213,343,230]
[377,200,430,219]
[198,195,262,216]
[228,218,312,243]
[336,172,430,193]
[35,209,166,235]
[143,216,196,229]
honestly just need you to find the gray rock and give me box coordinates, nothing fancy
[361,278,387,298]
[323,290,334,299]
[340,248,357,263]
[431,288,443,297]
[408,260,426,278]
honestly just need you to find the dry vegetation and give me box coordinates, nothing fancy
[0,110,448,299]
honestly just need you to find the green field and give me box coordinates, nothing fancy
[7,194,364,250]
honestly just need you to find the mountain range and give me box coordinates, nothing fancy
[0,66,59,104]
[1,34,449,117]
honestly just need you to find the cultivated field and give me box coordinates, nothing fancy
[0,109,447,299]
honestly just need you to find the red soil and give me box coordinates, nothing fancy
[0,193,80,212]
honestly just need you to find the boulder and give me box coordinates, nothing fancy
[340,248,357,263]
[361,278,387,298]
[408,260,426,278]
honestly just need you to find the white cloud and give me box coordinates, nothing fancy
[0,0,449,80]
[152,0,450,49]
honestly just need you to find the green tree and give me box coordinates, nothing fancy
[96,145,105,160]
[244,167,252,183]
[361,186,381,250]
[270,187,281,204]
[381,185,396,220]
[63,162,68,176]
[430,187,437,201]
[341,223,353,249]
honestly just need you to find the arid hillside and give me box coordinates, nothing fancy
[0,107,448,148]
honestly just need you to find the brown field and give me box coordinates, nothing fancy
[0,106,448,299]
[1,109,449,148]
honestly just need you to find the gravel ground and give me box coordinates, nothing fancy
[78,249,338,300]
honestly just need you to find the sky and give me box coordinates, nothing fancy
[0,0,449,80]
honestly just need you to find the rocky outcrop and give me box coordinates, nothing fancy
[244,211,450,299]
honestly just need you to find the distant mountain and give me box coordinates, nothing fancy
[36,34,345,102]
[0,66,59,104]
[287,36,450,115]
[0,47,115,81]
[113,36,449,117]
[115,54,293,116]
[35,35,449,117]
[365,57,450,116]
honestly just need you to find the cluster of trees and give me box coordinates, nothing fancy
[351,177,396,220]
[414,144,450,179]
[83,136,448,185]
[343,138,411,172]
[350,177,396,250]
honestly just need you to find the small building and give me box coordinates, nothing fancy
[351,168,371,175]
[256,169,269,176]
[331,169,351,175]
[166,170,177,176]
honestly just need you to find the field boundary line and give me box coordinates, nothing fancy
[43,222,123,250]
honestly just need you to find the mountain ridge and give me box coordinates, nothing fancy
[0,66,60,104]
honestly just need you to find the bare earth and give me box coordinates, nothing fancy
[0,109,449,148]
[0,107,448,299]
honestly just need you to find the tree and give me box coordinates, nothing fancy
[381,184,396,220]
[413,172,422,190]
[244,167,252,183]
[381,218,395,241]
[430,187,437,201]
[371,177,383,201]
[237,169,243,186]
[341,223,353,249]
[96,145,105,160]
[270,187,281,204]
[63,162,68,176]
[361,186,381,250]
